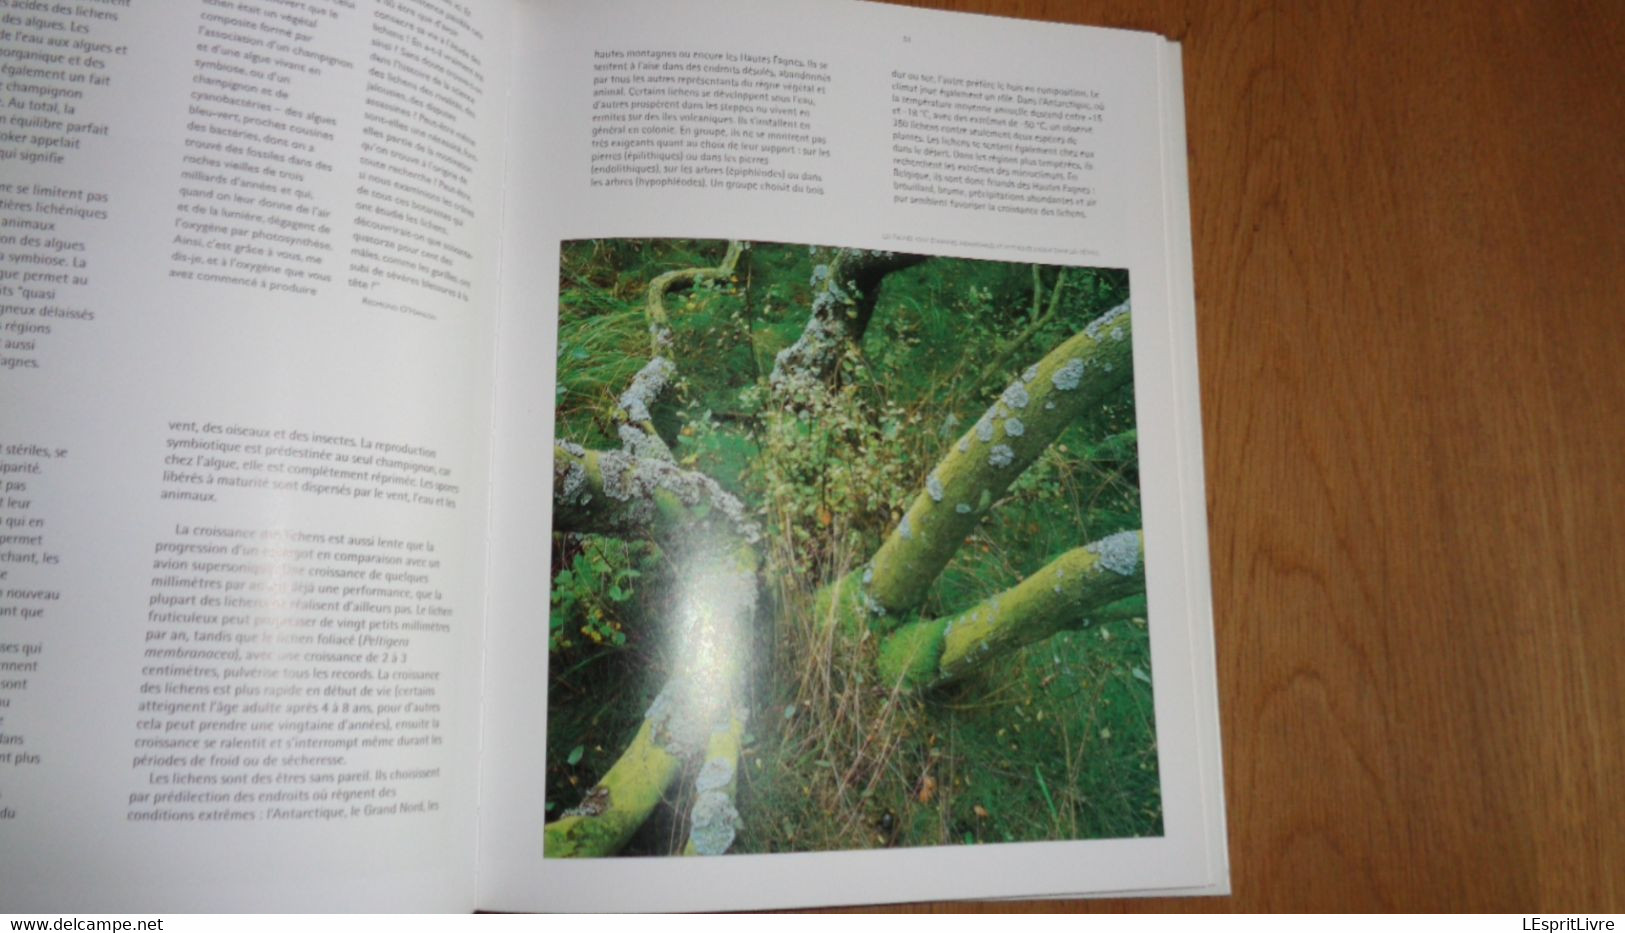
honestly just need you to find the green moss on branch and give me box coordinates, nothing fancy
[875,531,1144,689]
[548,440,761,857]
[553,442,760,547]
[770,248,926,395]
[682,713,747,856]
[543,718,682,858]
[876,617,948,689]
[864,305,1133,626]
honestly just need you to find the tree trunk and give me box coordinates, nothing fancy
[769,248,926,396]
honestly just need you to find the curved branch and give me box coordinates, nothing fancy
[553,441,760,546]
[769,248,926,396]
[544,714,683,857]
[615,358,678,461]
[876,531,1144,689]
[643,240,745,353]
[858,302,1133,627]
[613,241,746,461]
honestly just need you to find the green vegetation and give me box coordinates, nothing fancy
[545,239,1158,855]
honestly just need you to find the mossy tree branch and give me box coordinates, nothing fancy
[543,715,683,857]
[858,302,1133,627]
[547,441,759,857]
[614,241,746,460]
[552,442,760,547]
[769,248,926,396]
[682,712,746,856]
[876,531,1145,690]
[543,670,751,858]
[642,240,745,353]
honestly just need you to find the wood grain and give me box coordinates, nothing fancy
[857,0,1625,912]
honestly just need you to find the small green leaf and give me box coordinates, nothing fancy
[566,745,584,766]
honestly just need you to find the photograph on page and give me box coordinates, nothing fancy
[541,238,1154,858]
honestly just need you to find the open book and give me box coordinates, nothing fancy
[0,0,1225,912]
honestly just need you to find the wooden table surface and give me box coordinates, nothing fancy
[868,0,1625,913]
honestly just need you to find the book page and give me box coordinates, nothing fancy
[478,0,1223,911]
[0,0,511,911]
